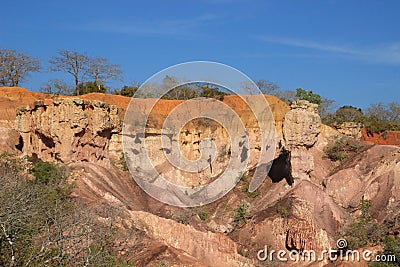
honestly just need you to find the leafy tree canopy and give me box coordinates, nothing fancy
[76,81,106,95]
[295,88,322,105]
[114,84,139,97]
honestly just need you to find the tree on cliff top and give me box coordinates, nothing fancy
[255,79,280,95]
[364,102,400,133]
[323,102,400,134]
[49,50,123,95]
[295,88,322,105]
[49,50,89,96]
[366,102,400,124]
[76,81,107,95]
[0,48,40,87]
[87,57,123,91]
[40,79,74,96]
[323,105,365,125]
[113,83,140,97]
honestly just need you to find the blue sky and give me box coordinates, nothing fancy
[1,0,399,109]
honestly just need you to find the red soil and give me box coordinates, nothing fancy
[0,87,289,126]
[361,128,400,145]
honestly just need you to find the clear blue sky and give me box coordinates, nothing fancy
[1,0,399,109]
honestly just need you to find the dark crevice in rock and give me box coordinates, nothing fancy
[15,135,23,151]
[98,129,112,140]
[144,132,160,138]
[268,148,293,185]
[75,129,85,138]
[36,131,55,148]
[83,104,94,111]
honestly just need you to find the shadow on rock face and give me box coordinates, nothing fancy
[268,148,293,186]
[15,135,24,151]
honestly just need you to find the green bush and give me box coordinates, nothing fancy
[342,200,387,249]
[0,156,69,266]
[364,116,400,135]
[381,236,400,265]
[322,102,400,135]
[76,81,107,94]
[369,236,400,266]
[0,152,23,171]
[241,183,260,198]
[30,159,65,185]
[29,159,71,204]
[1,155,146,266]
[114,84,139,97]
[195,206,210,221]
[233,202,251,228]
[324,136,365,162]
[277,205,288,218]
[118,152,128,171]
[336,106,364,123]
[295,88,322,105]
[199,86,228,99]
[237,172,260,198]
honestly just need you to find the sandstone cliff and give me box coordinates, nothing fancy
[13,93,289,186]
[14,98,121,166]
[335,121,364,139]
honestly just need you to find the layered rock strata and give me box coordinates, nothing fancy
[14,98,121,166]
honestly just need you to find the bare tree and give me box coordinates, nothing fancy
[0,156,45,266]
[49,50,89,95]
[388,102,400,123]
[366,103,388,121]
[366,102,400,123]
[240,79,280,95]
[0,48,40,87]
[274,90,297,104]
[319,98,336,118]
[40,79,74,96]
[34,201,145,266]
[87,57,122,91]
[255,79,280,95]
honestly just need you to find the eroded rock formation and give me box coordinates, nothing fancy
[283,100,321,180]
[14,98,121,166]
[70,162,253,266]
[335,121,364,139]
[129,210,251,267]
